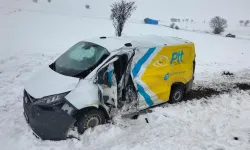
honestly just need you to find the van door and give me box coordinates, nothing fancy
[95,57,119,108]
[131,46,169,110]
[117,50,139,116]
[95,51,139,117]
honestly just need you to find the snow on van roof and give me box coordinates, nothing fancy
[84,35,191,52]
[84,37,130,52]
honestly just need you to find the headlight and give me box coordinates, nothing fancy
[34,92,69,105]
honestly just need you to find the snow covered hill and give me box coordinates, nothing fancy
[0,0,250,150]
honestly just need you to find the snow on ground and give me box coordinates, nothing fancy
[159,21,250,40]
[0,0,250,150]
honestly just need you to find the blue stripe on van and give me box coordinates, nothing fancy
[137,84,154,106]
[132,47,156,77]
[108,70,113,86]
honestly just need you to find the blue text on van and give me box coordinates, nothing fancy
[170,50,184,65]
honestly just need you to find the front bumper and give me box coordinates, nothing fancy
[23,92,76,140]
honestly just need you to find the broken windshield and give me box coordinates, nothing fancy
[52,41,110,77]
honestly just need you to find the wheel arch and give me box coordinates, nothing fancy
[170,82,186,94]
[168,82,186,104]
[73,105,110,122]
[171,82,185,89]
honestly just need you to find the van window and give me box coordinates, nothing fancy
[53,41,110,77]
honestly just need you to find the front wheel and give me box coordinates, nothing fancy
[169,85,184,104]
[76,109,106,134]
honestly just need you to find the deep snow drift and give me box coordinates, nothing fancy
[0,0,250,150]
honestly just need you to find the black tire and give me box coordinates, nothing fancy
[169,85,184,104]
[76,109,106,134]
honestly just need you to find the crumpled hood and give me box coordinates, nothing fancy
[25,66,80,99]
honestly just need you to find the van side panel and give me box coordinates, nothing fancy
[131,43,195,108]
[131,46,164,108]
[166,43,195,86]
[139,43,195,102]
[175,43,195,85]
[141,46,174,101]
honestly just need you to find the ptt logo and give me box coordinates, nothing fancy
[170,50,184,65]
[153,55,169,67]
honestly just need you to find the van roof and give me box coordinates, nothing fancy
[84,35,191,52]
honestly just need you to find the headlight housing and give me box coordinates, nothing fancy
[34,92,69,105]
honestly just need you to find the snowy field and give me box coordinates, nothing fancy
[0,0,250,150]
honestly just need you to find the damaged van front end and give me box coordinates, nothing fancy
[23,77,110,140]
[23,41,112,140]
[23,90,77,140]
